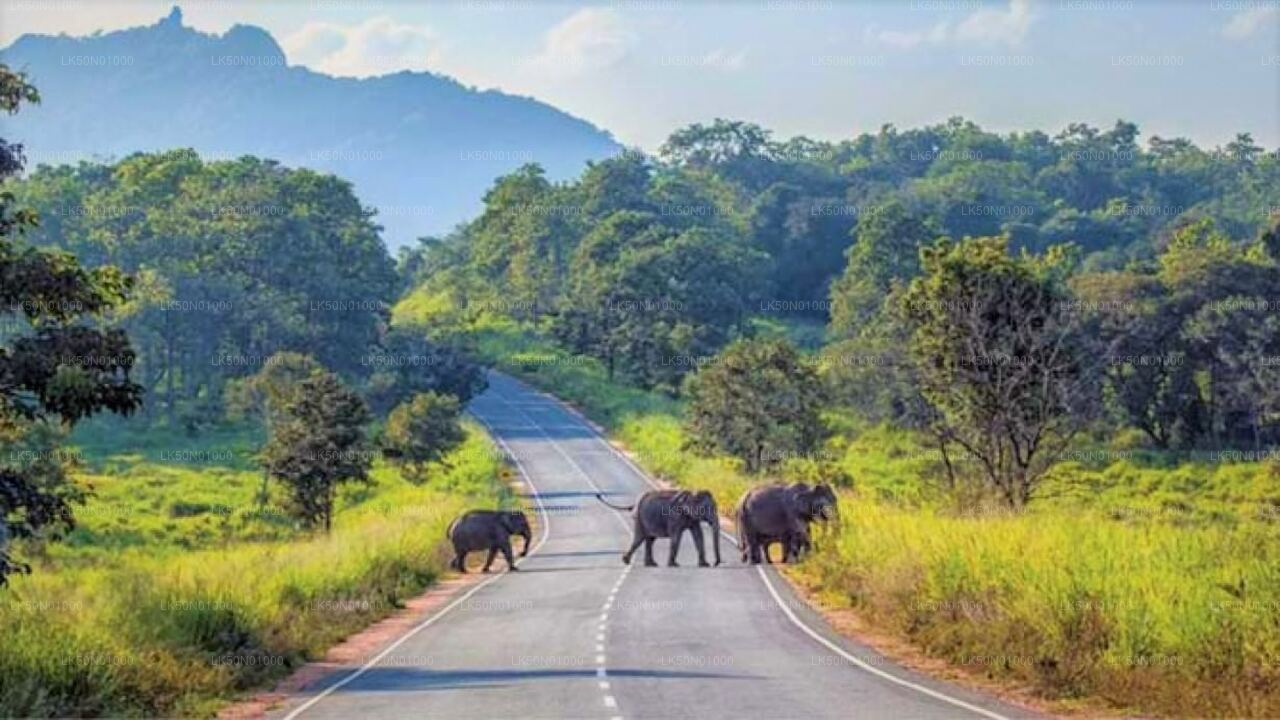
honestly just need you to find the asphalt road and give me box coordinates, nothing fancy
[272,373,1036,720]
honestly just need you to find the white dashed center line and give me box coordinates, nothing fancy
[597,564,633,718]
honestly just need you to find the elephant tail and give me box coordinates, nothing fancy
[594,493,635,512]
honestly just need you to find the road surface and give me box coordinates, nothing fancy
[272,373,1035,720]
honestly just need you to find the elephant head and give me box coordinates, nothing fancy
[500,511,532,556]
[788,482,838,523]
[809,483,838,522]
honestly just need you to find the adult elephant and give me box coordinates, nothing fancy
[597,490,722,567]
[736,482,837,564]
[447,509,532,573]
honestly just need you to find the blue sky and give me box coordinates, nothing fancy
[3,1,1277,149]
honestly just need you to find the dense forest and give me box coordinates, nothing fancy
[11,116,1280,478]
[9,150,485,430]
[399,118,1280,470]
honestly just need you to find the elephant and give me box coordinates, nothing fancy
[736,512,809,564]
[447,509,531,573]
[736,482,837,565]
[596,490,722,567]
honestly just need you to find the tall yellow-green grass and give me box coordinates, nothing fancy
[0,424,506,717]
[422,313,1280,716]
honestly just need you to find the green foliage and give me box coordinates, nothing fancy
[382,392,466,482]
[828,199,938,339]
[363,328,487,416]
[10,150,399,426]
[896,236,1093,506]
[683,339,827,474]
[0,425,505,717]
[223,352,321,427]
[262,371,372,531]
[1,65,143,585]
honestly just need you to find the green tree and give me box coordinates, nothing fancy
[684,339,826,473]
[897,237,1094,507]
[1072,271,1202,449]
[13,151,398,427]
[364,328,488,416]
[829,200,937,339]
[224,351,323,503]
[262,370,371,531]
[381,392,466,482]
[1,65,144,584]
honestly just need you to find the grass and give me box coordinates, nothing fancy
[0,420,507,717]
[405,307,1280,717]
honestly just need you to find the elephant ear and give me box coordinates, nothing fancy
[498,512,517,532]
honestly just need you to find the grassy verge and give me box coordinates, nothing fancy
[416,311,1280,717]
[0,422,506,718]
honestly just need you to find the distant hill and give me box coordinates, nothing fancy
[0,6,623,247]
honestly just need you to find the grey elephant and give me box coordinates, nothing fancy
[447,509,532,573]
[736,511,810,564]
[736,482,837,565]
[596,490,722,567]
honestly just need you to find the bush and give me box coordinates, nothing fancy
[382,392,466,482]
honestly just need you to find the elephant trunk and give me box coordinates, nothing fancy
[519,528,532,556]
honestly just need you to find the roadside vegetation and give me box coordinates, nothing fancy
[390,116,1280,719]
[0,420,505,717]
[403,308,1280,717]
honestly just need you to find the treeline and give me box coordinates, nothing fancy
[408,117,1280,507]
[824,216,1280,507]
[410,117,1278,394]
[10,150,482,428]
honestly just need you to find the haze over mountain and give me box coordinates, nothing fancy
[0,6,623,247]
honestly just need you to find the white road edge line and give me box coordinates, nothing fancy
[280,409,553,720]
[756,567,1009,720]
[500,373,1013,720]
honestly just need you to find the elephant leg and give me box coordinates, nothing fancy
[500,539,517,572]
[482,547,498,573]
[454,549,468,573]
[622,531,646,565]
[643,537,658,567]
[689,524,709,567]
[746,534,762,564]
[668,527,684,567]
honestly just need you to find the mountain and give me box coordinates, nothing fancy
[0,6,623,247]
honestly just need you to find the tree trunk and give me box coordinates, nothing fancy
[324,483,334,533]
[937,434,957,490]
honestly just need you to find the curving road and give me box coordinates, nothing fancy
[271,373,1035,720]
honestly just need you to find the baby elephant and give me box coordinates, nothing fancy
[447,510,531,573]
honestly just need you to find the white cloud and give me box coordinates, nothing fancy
[867,1,1033,51]
[1222,5,1279,38]
[530,8,632,76]
[955,0,1035,47]
[281,16,441,78]
[874,21,949,50]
